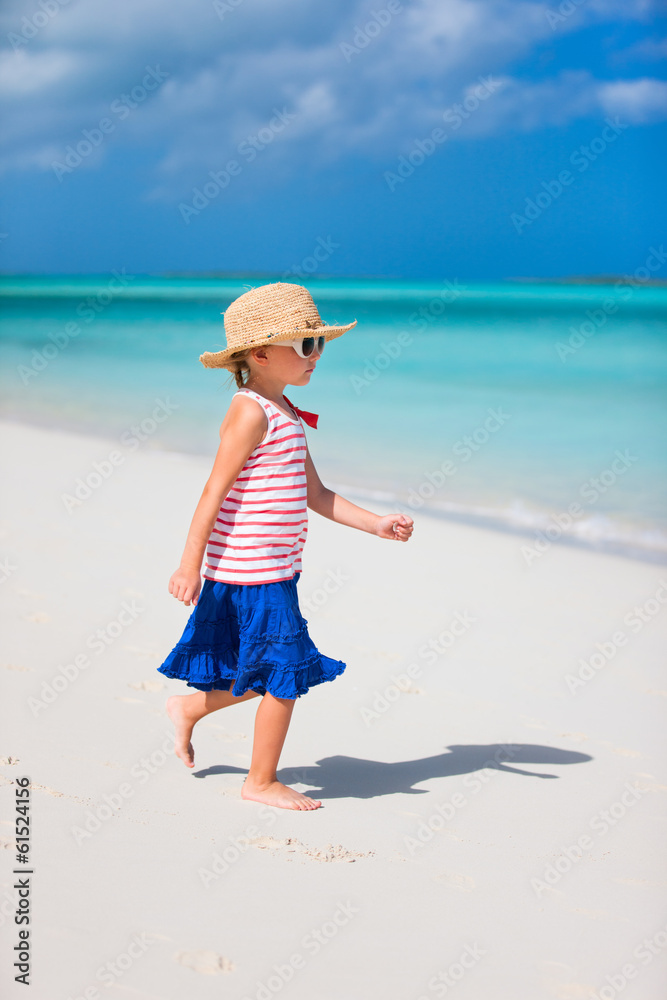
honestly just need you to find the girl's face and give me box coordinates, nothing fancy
[249,341,323,386]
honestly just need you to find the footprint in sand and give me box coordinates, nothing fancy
[597,742,642,758]
[434,871,476,892]
[540,961,593,999]
[128,680,165,692]
[521,718,548,730]
[247,836,375,862]
[634,776,667,792]
[199,722,248,741]
[24,611,51,623]
[123,644,160,659]
[29,782,89,804]
[174,950,235,974]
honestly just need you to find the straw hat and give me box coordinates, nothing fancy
[200,282,357,369]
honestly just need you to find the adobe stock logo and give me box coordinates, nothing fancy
[339,3,404,62]
[510,118,627,234]
[384,76,503,191]
[178,108,297,224]
[51,67,169,181]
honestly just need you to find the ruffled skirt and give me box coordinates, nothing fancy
[157,572,346,700]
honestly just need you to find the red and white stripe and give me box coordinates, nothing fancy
[203,389,309,585]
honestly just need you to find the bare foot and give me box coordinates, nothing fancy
[242,778,322,810]
[166,695,198,768]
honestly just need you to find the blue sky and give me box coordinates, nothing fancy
[0,0,665,280]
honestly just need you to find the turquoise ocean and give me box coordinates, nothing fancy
[1,274,665,562]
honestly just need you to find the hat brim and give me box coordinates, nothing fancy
[199,319,357,369]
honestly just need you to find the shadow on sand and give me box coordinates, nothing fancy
[194,743,593,800]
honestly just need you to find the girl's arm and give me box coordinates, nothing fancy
[304,445,414,542]
[169,397,268,605]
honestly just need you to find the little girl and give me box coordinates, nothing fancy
[158,282,414,811]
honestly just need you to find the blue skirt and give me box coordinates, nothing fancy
[157,572,346,700]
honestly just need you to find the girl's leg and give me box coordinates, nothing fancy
[241,692,322,811]
[167,688,261,768]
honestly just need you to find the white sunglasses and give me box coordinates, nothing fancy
[273,335,326,358]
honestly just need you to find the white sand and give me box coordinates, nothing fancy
[1,419,666,1000]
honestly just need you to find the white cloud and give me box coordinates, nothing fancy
[451,70,667,135]
[609,35,667,66]
[0,47,79,95]
[597,78,667,124]
[0,0,663,185]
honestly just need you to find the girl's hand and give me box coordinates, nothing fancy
[375,513,414,542]
[169,567,202,607]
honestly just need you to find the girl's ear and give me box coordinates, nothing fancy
[250,346,270,367]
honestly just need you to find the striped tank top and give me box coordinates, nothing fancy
[203,389,309,586]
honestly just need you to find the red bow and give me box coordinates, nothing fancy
[283,394,319,429]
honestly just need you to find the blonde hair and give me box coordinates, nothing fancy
[223,348,253,389]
